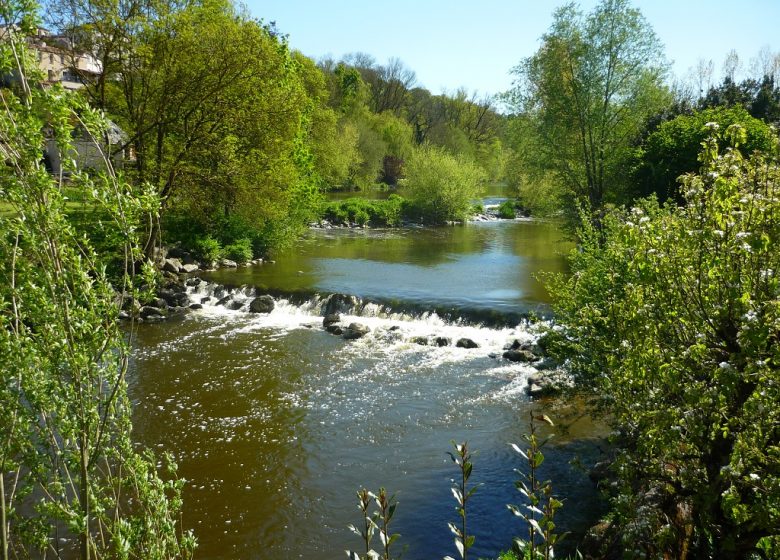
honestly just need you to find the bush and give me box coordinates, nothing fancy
[545,126,780,557]
[497,200,516,219]
[403,145,486,224]
[321,195,405,227]
[223,237,253,263]
[192,235,222,262]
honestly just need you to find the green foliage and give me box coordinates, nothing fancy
[347,488,400,560]
[0,11,193,558]
[322,195,405,227]
[632,105,776,201]
[545,127,780,557]
[507,0,670,213]
[403,146,486,224]
[191,236,222,263]
[508,414,565,560]
[498,200,517,219]
[445,442,478,560]
[223,238,253,263]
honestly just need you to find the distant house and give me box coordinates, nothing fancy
[44,120,131,176]
[0,27,131,174]
[29,27,102,90]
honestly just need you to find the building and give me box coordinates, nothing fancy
[29,27,102,90]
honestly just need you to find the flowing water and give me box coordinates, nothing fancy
[128,219,608,559]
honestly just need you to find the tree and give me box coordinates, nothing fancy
[0,5,194,558]
[633,105,776,202]
[403,145,485,224]
[546,126,780,558]
[507,0,669,212]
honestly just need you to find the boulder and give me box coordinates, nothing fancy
[166,246,189,260]
[226,299,244,311]
[534,357,559,371]
[249,295,275,314]
[216,295,232,307]
[139,305,167,319]
[323,293,360,316]
[186,277,202,287]
[411,336,429,346]
[219,259,238,268]
[342,322,370,340]
[180,263,199,274]
[151,297,169,310]
[189,303,203,310]
[456,338,479,349]
[527,383,546,397]
[201,296,211,304]
[503,349,537,363]
[325,325,343,335]
[162,258,183,273]
[322,313,341,327]
[434,336,450,347]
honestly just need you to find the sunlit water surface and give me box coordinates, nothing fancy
[128,219,607,559]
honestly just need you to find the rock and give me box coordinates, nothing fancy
[343,322,370,340]
[534,357,559,371]
[226,299,244,311]
[118,310,130,320]
[219,258,238,268]
[139,306,166,319]
[151,297,169,310]
[389,325,401,331]
[322,313,341,327]
[325,325,343,335]
[527,383,545,397]
[216,295,232,307]
[213,286,227,299]
[189,303,203,310]
[456,338,479,349]
[589,460,612,484]
[201,296,211,304]
[180,263,199,274]
[142,314,166,323]
[186,277,202,287]
[503,349,537,363]
[249,295,275,314]
[434,336,450,347]
[162,258,183,273]
[158,290,189,307]
[411,336,428,346]
[323,293,360,316]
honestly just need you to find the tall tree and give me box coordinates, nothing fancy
[507,0,669,210]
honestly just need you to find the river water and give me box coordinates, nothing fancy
[127,219,607,559]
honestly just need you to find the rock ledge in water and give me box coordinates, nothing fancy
[249,295,275,314]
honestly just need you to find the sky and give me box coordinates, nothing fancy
[243,0,780,98]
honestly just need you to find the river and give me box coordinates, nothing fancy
[127,218,607,559]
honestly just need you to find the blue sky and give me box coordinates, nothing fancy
[243,0,779,97]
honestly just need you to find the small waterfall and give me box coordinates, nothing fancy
[180,278,562,377]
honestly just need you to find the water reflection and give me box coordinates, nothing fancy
[205,220,572,316]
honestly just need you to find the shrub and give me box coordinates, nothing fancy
[192,235,222,262]
[545,126,780,557]
[223,237,253,263]
[404,145,486,224]
[321,196,406,227]
[498,200,516,219]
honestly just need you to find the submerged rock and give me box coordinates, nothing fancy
[342,322,370,340]
[322,313,341,327]
[503,349,536,363]
[323,293,360,315]
[410,336,429,346]
[249,295,275,314]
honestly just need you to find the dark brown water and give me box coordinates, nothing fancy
[127,219,607,559]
